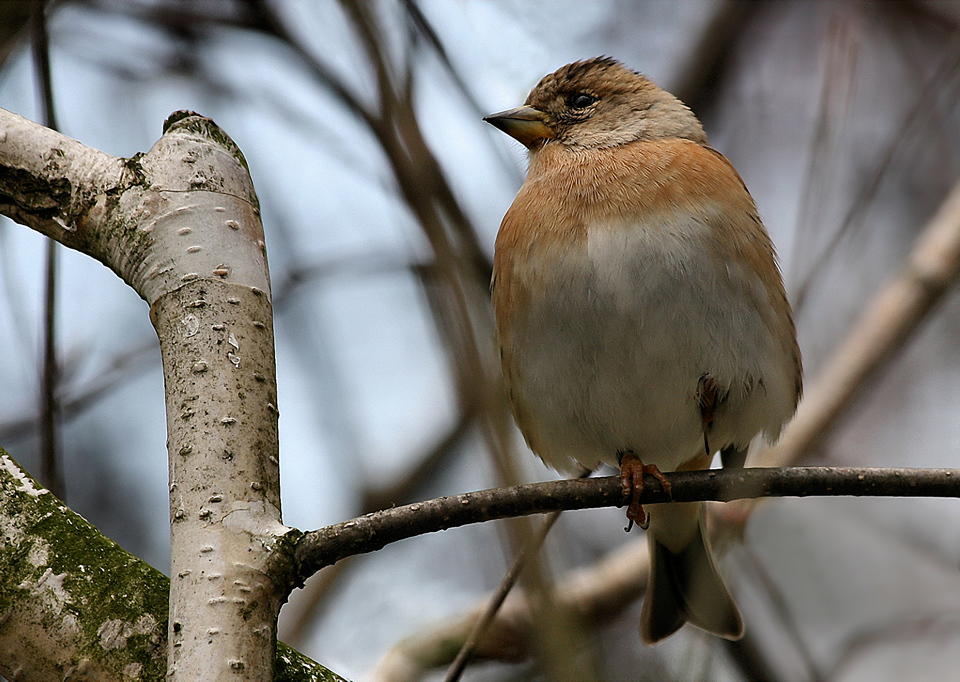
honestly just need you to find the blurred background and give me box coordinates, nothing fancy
[2,1,960,680]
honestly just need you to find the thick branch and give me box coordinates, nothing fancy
[0,108,127,255]
[0,107,287,681]
[294,467,960,583]
[0,449,344,682]
[0,108,270,305]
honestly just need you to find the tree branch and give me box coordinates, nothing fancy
[762,178,960,468]
[0,106,288,681]
[294,466,960,583]
[31,1,65,501]
[0,448,345,682]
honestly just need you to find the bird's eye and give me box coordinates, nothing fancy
[566,92,597,109]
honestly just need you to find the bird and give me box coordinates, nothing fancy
[484,57,801,644]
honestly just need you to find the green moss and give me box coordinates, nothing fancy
[162,110,251,173]
[275,643,349,682]
[0,450,169,677]
[0,450,348,680]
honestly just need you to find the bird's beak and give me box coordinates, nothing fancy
[483,106,556,148]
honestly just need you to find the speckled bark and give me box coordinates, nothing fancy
[0,107,300,681]
[136,113,290,681]
[0,449,345,682]
[153,281,288,679]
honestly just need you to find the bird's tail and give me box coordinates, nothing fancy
[639,501,743,644]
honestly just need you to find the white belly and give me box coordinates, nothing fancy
[500,218,795,473]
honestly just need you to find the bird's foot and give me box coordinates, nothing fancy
[619,452,672,531]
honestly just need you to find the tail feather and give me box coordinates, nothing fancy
[639,504,743,644]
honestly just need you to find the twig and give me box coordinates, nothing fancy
[443,466,592,682]
[788,11,860,309]
[32,0,64,501]
[760,179,960,468]
[294,466,960,583]
[334,3,582,675]
[672,0,755,110]
[371,534,652,681]
[0,339,158,443]
[738,545,824,681]
[443,511,562,682]
[790,29,960,312]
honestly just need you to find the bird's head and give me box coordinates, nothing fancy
[484,57,706,150]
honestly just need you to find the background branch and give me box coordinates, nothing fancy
[4,4,960,680]
[31,0,64,500]
[761,178,960,468]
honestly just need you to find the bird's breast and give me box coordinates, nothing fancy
[492,139,798,472]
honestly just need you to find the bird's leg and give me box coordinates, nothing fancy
[618,451,672,531]
[697,374,719,457]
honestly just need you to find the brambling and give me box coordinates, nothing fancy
[485,57,801,644]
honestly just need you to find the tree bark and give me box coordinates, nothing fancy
[295,466,960,579]
[0,107,292,681]
[0,448,343,681]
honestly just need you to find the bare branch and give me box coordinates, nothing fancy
[791,30,960,312]
[443,511,563,682]
[762,178,960,467]
[0,338,158,442]
[294,466,960,583]
[31,1,65,500]
[373,536,651,681]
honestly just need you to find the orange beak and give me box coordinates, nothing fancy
[483,106,556,148]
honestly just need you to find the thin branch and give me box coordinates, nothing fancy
[738,544,824,681]
[328,5,579,674]
[443,510,562,682]
[37,236,62,497]
[443,466,591,682]
[32,0,65,501]
[0,338,158,442]
[372,533,651,681]
[671,0,755,111]
[791,29,960,312]
[721,634,782,682]
[399,0,524,186]
[788,11,860,309]
[294,467,960,583]
[761,178,960,468]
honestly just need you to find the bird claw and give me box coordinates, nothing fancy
[619,452,671,532]
[624,512,650,533]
